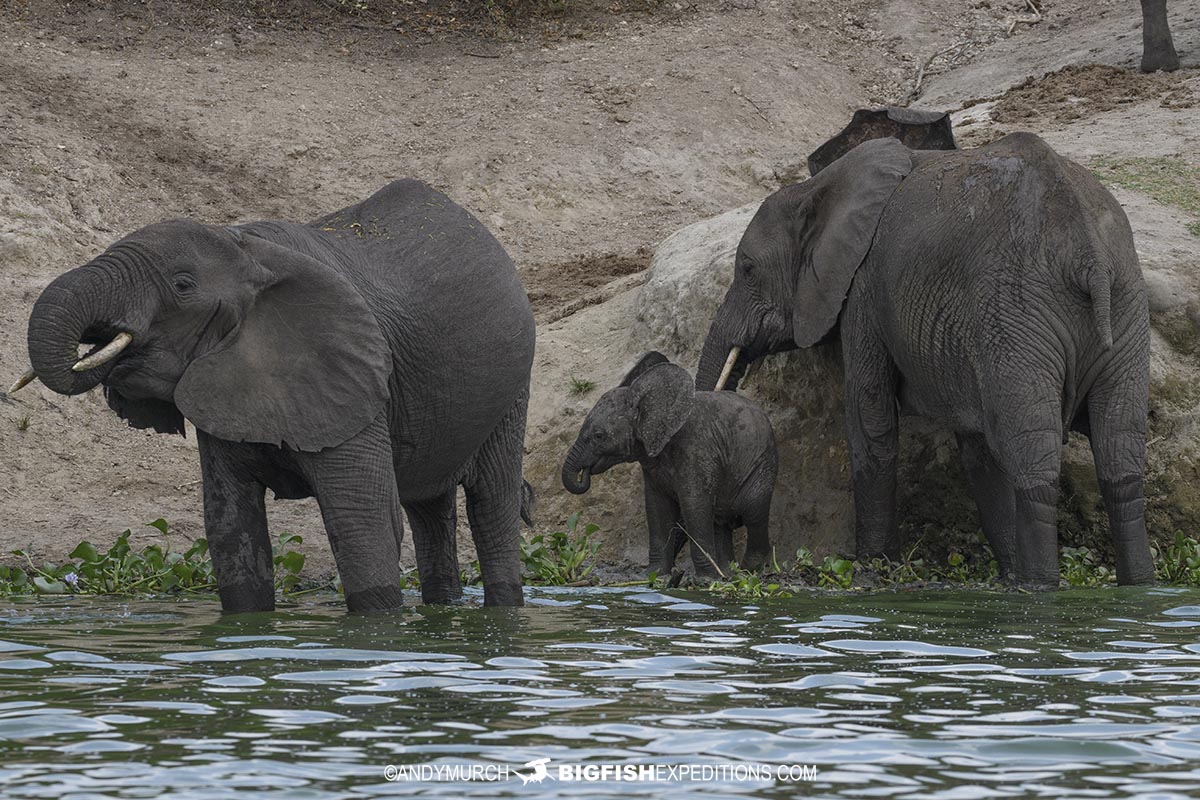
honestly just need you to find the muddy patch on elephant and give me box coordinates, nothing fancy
[988,63,1196,125]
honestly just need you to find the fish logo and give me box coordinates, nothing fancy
[514,757,552,785]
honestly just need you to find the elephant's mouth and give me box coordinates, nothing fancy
[72,330,135,374]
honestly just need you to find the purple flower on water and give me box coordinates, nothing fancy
[63,572,79,590]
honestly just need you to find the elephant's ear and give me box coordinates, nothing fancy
[619,351,671,388]
[105,387,186,436]
[791,137,913,348]
[631,363,695,458]
[174,232,391,451]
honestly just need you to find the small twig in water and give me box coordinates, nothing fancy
[678,525,729,581]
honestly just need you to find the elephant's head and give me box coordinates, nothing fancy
[19,220,391,451]
[696,138,914,392]
[562,352,694,494]
[807,106,955,177]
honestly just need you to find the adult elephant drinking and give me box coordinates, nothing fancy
[12,180,536,611]
[695,135,1154,588]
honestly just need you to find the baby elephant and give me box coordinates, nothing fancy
[562,352,777,578]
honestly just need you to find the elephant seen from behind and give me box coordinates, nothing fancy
[696,134,1155,588]
[562,352,777,579]
[15,180,536,611]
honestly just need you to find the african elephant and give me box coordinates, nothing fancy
[695,134,1154,588]
[13,180,536,611]
[1141,0,1180,73]
[806,106,956,177]
[562,352,777,578]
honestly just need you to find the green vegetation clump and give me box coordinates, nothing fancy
[1090,156,1200,235]
[568,376,597,395]
[0,520,306,596]
[521,512,601,584]
[1155,531,1200,585]
[3,518,1197,599]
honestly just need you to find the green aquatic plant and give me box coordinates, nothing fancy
[521,512,601,585]
[272,532,307,593]
[1060,546,1114,588]
[1155,531,1200,585]
[705,563,792,600]
[0,519,308,596]
[819,555,856,589]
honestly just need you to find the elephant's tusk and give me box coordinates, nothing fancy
[7,369,36,394]
[72,332,133,372]
[713,346,742,392]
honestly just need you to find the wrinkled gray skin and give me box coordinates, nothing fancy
[696,134,1154,589]
[807,107,956,177]
[1141,0,1180,73]
[563,352,777,578]
[25,180,536,612]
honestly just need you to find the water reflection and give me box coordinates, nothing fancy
[0,587,1197,798]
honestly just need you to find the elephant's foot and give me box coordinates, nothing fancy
[740,546,771,572]
[421,581,465,606]
[482,580,524,607]
[345,584,405,613]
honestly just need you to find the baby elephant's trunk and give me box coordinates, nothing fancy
[561,440,592,495]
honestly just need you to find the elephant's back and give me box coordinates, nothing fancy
[315,181,536,497]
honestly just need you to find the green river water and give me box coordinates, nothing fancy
[1,586,1199,798]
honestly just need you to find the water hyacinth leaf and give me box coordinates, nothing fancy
[33,577,67,594]
[69,541,100,563]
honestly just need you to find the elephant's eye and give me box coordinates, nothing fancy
[172,273,196,294]
[594,429,608,441]
[741,260,755,277]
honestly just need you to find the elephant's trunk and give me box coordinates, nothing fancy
[697,297,750,392]
[561,440,593,495]
[27,261,134,396]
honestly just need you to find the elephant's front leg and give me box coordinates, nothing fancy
[643,471,683,576]
[197,432,275,613]
[678,491,724,580]
[295,413,406,612]
[842,322,901,560]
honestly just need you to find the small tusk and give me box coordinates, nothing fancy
[8,369,36,394]
[713,346,742,392]
[72,332,133,372]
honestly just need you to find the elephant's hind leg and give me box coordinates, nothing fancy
[1087,377,1154,585]
[463,387,529,607]
[956,432,1018,581]
[741,504,773,572]
[403,491,462,605]
[984,376,1064,589]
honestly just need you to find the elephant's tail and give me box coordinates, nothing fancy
[1085,266,1114,350]
[520,480,536,527]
